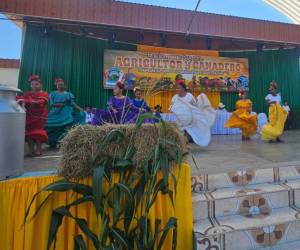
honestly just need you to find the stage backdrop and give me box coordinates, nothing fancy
[220,50,300,117]
[19,25,300,127]
[103,49,249,92]
[18,25,136,109]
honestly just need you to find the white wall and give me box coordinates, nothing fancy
[0,67,19,87]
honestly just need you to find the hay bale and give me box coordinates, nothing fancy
[59,123,186,179]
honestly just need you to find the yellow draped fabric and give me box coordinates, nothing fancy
[137,45,220,112]
[225,99,258,138]
[144,90,220,112]
[0,163,192,250]
[261,102,288,141]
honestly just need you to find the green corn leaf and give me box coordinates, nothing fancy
[66,196,94,210]
[72,183,93,196]
[132,233,143,250]
[53,207,99,250]
[75,218,99,250]
[135,113,161,128]
[74,235,87,250]
[101,129,125,146]
[110,228,128,248]
[150,219,162,249]
[93,165,105,215]
[115,183,133,204]
[172,223,177,250]
[147,179,164,211]
[43,179,76,192]
[132,176,146,212]
[55,206,72,216]
[157,217,177,250]
[24,190,43,224]
[160,149,169,188]
[99,216,109,246]
[24,192,53,225]
[124,144,135,161]
[167,190,175,208]
[115,183,134,233]
[112,185,121,226]
[47,211,64,250]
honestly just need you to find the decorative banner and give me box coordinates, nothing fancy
[103,49,249,92]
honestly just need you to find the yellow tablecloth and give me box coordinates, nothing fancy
[0,163,193,250]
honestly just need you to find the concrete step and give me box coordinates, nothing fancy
[259,240,300,250]
[193,182,289,220]
[194,207,300,250]
[191,165,300,192]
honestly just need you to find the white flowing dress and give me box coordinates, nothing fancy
[170,93,211,147]
[196,93,216,127]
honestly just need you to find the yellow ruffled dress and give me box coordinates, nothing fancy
[261,102,288,141]
[225,99,258,138]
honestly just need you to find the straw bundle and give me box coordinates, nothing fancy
[59,123,186,179]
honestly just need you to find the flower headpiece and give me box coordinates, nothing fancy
[133,86,141,93]
[270,80,278,90]
[116,81,124,90]
[28,75,40,83]
[55,78,64,85]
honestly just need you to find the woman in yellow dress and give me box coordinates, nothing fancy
[225,90,257,140]
[261,81,287,142]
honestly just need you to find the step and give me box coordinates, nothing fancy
[191,165,300,192]
[193,182,290,220]
[285,179,300,207]
[259,240,300,250]
[194,207,300,250]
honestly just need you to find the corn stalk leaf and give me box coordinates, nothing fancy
[75,218,99,250]
[47,210,64,250]
[54,206,99,250]
[43,179,76,192]
[149,219,161,249]
[72,183,93,196]
[157,217,177,250]
[74,234,87,250]
[110,227,129,248]
[135,113,161,128]
[24,192,53,225]
[147,179,164,211]
[93,165,105,215]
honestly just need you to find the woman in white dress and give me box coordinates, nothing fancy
[196,92,216,127]
[169,81,211,147]
[261,81,287,142]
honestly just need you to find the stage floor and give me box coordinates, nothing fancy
[188,130,300,176]
[23,130,300,176]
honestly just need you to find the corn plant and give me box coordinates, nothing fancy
[25,114,183,250]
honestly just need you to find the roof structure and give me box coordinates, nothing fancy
[1,0,300,50]
[0,59,20,68]
[264,0,300,24]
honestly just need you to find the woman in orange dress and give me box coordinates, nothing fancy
[225,90,257,140]
[17,75,48,156]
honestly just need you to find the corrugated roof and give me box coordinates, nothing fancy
[264,0,300,24]
[1,0,300,44]
[0,59,20,68]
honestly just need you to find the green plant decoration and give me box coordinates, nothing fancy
[25,114,183,250]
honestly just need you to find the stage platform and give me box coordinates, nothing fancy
[23,130,300,176]
[188,130,300,176]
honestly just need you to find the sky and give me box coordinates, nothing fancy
[0,0,292,59]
